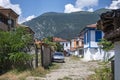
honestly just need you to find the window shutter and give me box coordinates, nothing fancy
[84,33,86,44]
[95,31,102,42]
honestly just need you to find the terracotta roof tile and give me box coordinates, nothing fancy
[53,37,67,42]
[35,40,43,44]
[87,24,97,28]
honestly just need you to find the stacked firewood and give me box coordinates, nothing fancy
[97,9,120,42]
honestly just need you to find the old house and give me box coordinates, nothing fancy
[97,9,120,80]
[70,37,83,56]
[18,25,35,41]
[0,6,19,31]
[53,37,70,51]
[82,24,114,61]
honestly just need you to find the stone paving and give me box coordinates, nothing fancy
[26,57,100,80]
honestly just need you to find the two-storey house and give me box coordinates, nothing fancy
[0,6,19,31]
[82,24,114,61]
[83,24,104,61]
[70,37,83,56]
[53,37,70,51]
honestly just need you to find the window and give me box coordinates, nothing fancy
[84,31,90,44]
[62,43,64,46]
[84,33,86,44]
[66,43,68,47]
[95,31,102,42]
[76,41,79,46]
[87,31,90,43]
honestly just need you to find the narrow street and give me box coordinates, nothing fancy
[46,57,99,80]
[27,57,100,80]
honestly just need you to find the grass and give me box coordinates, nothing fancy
[0,63,60,80]
[58,77,85,80]
[0,70,30,80]
[87,62,113,80]
[70,55,80,61]
[30,67,47,77]
[58,76,72,80]
[48,63,61,70]
[31,63,60,77]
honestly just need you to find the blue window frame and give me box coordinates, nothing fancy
[84,33,86,44]
[87,31,90,43]
[95,31,102,42]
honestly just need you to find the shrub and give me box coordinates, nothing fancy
[88,65,113,80]
[0,27,33,72]
[31,67,47,77]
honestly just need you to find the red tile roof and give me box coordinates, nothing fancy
[35,39,43,44]
[53,37,67,42]
[87,23,97,28]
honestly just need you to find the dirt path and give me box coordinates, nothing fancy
[27,57,100,80]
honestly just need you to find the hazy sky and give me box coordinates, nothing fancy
[0,0,120,23]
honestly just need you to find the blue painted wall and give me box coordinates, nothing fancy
[83,28,103,48]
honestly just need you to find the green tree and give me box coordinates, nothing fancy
[99,39,114,61]
[43,36,56,50]
[0,27,32,71]
[42,36,63,52]
[55,42,63,52]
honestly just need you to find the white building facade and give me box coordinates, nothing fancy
[70,38,83,56]
[60,41,70,51]
[83,24,114,61]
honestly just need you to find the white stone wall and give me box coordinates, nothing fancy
[83,48,114,61]
[83,48,105,61]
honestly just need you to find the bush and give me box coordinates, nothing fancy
[0,27,33,72]
[88,65,113,80]
[31,67,47,77]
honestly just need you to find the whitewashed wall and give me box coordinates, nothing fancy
[83,48,114,61]
[71,39,74,48]
[83,48,104,61]
[69,49,80,56]
[60,41,70,51]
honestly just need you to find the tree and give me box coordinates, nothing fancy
[43,36,57,50]
[42,36,63,52]
[99,39,114,61]
[0,27,33,71]
[56,42,63,52]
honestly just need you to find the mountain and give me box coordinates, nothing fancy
[94,8,111,15]
[23,8,110,40]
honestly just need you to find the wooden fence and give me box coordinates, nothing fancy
[41,44,53,68]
